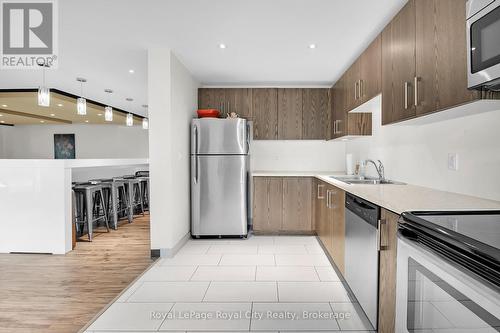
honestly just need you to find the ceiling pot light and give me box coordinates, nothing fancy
[57,103,63,107]
[0,121,4,123]
[142,118,149,130]
[218,43,226,49]
[97,113,102,116]
[126,113,133,127]
[76,78,87,115]
[104,89,114,122]
[0,114,3,117]
[309,44,316,49]
[50,113,55,117]
[38,62,50,107]
[129,69,135,74]
[85,120,89,123]
[40,120,45,123]
[1,104,7,108]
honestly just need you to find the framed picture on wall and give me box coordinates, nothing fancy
[54,134,76,159]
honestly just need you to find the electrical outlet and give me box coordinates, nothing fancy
[448,153,459,171]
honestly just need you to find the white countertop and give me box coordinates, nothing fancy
[252,171,500,214]
[0,158,149,169]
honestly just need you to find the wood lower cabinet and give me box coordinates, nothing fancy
[282,177,313,232]
[314,179,345,275]
[278,89,303,140]
[378,208,400,333]
[253,177,283,232]
[253,176,313,233]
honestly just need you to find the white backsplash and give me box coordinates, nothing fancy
[346,95,500,201]
[251,140,346,172]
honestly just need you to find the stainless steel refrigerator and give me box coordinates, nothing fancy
[190,118,250,237]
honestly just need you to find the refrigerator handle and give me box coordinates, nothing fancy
[194,125,199,184]
[246,122,250,153]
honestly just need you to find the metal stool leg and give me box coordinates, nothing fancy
[111,184,118,229]
[99,189,110,232]
[85,189,93,242]
[136,183,145,216]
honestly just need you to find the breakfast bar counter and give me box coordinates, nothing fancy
[0,158,148,254]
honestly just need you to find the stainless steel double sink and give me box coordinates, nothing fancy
[330,175,406,185]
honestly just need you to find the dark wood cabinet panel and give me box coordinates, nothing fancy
[391,0,417,122]
[252,88,278,140]
[415,0,479,115]
[378,209,400,333]
[344,60,361,111]
[282,177,312,231]
[346,113,372,136]
[360,35,382,103]
[331,187,345,275]
[332,76,347,139]
[381,24,394,125]
[253,177,283,232]
[302,88,329,140]
[278,88,303,140]
[198,88,225,110]
[225,88,253,119]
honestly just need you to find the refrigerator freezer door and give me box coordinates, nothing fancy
[191,118,248,155]
[191,155,248,236]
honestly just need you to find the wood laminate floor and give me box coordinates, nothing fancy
[0,215,153,333]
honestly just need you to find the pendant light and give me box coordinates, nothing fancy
[76,78,87,115]
[126,113,133,127]
[37,62,50,107]
[104,89,113,122]
[142,104,149,130]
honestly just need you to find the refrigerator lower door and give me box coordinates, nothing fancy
[191,155,248,236]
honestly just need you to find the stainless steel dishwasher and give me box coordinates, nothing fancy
[344,193,380,330]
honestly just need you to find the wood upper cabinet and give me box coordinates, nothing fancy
[225,88,253,119]
[302,88,329,140]
[253,177,283,232]
[344,59,361,112]
[252,88,278,140]
[382,0,417,125]
[277,88,303,140]
[332,76,346,139]
[198,88,225,110]
[359,35,382,103]
[198,88,253,119]
[378,208,400,333]
[415,0,479,115]
[282,177,313,231]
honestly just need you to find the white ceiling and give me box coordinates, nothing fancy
[0,0,407,116]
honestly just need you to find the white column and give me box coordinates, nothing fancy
[148,49,199,256]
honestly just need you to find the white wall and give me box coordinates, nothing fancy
[0,124,148,159]
[346,95,500,201]
[251,140,346,172]
[148,49,199,255]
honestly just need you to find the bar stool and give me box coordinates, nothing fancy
[135,171,150,211]
[136,176,150,211]
[94,178,133,229]
[73,184,109,241]
[121,177,145,217]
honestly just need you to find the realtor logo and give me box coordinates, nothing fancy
[1,0,58,69]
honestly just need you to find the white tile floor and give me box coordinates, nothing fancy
[85,236,375,332]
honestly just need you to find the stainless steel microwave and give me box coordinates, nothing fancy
[467,0,500,90]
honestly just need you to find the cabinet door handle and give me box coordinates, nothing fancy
[377,219,388,251]
[414,76,419,107]
[326,190,331,208]
[337,120,342,134]
[354,81,358,100]
[359,80,363,100]
[317,184,325,199]
[404,82,409,110]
